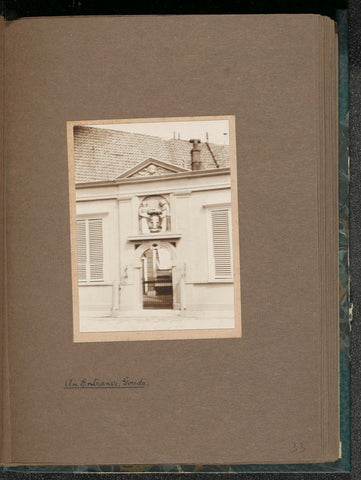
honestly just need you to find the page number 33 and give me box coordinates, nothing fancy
[291,441,306,453]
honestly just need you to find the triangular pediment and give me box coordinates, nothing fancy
[118,158,189,179]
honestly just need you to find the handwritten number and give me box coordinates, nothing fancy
[291,441,306,453]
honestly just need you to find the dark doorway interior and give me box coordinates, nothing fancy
[142,247,173,309]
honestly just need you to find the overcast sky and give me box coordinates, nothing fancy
[90,119,230,145]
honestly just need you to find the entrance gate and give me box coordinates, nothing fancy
[142,246,173,309]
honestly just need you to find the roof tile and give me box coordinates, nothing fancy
[74,126,230,183]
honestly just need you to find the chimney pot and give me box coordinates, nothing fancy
[189,139,202,170]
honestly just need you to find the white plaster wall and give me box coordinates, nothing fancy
[76,198,119,313]
[78,285,113,313]
[183,284,234,311]
[76,171,235,314]
[174,188,234,310]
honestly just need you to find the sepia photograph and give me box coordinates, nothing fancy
[67,116,241,341]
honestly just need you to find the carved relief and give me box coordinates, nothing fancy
[130,164,173,178]
[139,195,170,234]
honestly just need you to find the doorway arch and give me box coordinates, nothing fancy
[135,241,179,310]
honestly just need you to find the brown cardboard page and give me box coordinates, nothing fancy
[3,15,339,464]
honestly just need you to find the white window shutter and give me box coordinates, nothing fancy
[76,217,104,283]
[88,218,104,281]
[76,219,87,281]
[211,208,233,279]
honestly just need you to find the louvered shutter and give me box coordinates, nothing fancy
[88,218,104,281]
[210,208,233,279]
[76,219,87,282]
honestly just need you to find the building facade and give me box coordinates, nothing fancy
[74,126,234,320]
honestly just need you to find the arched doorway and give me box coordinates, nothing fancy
[141,245,173,309]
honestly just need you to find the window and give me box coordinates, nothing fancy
[76,217,104,282]
[207,206,233,281]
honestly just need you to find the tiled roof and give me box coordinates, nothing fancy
[74,126,230,183]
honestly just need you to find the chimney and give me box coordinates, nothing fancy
[189,139,202,171]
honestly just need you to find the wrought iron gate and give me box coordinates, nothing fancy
[143,272,173,309]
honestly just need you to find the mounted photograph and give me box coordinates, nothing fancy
[67,116,241,342]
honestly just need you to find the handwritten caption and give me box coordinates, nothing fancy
[64,377,147,389]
